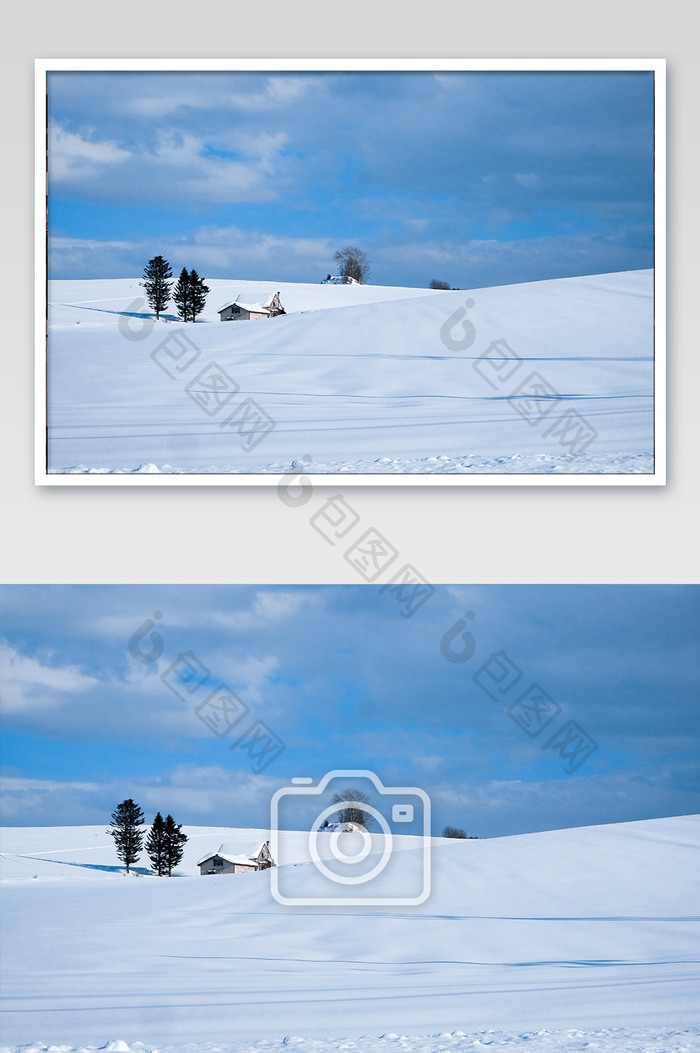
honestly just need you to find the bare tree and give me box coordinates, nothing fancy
[333,246,370,284]
[443,826,468,839]
[429,279,451,290]
[332,788,373,828]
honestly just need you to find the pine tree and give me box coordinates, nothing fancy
[189,269,210,322]
[107,799,145,873]
[163,814,188,876]
[173,268,192,322]
[145,811,167,876]
[140,256,173,320]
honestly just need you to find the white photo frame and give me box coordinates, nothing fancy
[36,58,666,486]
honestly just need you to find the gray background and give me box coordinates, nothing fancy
[2,3,697,584]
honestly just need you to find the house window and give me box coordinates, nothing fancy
[213,857,223,867]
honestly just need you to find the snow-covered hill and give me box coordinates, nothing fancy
[44,271,656,477]
[1,815,698,1052]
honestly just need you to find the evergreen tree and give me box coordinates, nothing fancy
[145,811,167,875]
[140,256,173,319]
[163,814,188,876]
[189,269,210,322]
[107,799,145,873]
[173,268,192,322]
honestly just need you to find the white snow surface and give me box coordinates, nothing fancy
[45,272,655,476]
[1,815,698,1052]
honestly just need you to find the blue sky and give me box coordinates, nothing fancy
[47,70,655,288]
[1,585,697,837]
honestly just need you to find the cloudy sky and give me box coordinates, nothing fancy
[1,585,697,837]
[47,69,655,288]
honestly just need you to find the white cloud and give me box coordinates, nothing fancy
[0,766,280,827]
[228,75,313,112]
[48,236,137,279]
[49,123,133,181]
[0,640,97,713]
[138,764,279,821]
[0,774,100,794]
[127,90,215,119]
[253,590,311,622]
[49,236,134,252]
[514,172,540,188]
[138,129,289,204]
[229,131,289,162]
[49,118,292,207]
[0,775,104,825]
[402,218,430,234]
[124,74,312,120]
[211,589,318,633]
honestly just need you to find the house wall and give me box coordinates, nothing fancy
[219,307,269,321]
[199,844,274,873]
[199,859,236,875]
[256,845,273,868]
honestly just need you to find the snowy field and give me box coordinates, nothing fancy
[44,271,656,478]
[1,815,698,1053]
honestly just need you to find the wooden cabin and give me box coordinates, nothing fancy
[218,292,284,321]
[197,840,274,875]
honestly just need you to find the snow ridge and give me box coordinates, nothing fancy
[4,1028,700,1053]
[46,272,655,477]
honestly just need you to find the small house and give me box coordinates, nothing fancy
[322,275,360,285]
[318,821,367,833]
[197,840,274,875]
[218,292,285,321]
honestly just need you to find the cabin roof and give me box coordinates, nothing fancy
[196,841,268,867]
[218,291,281,314]
[218,299,271,315]
[318,821,367,833]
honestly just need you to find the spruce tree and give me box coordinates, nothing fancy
[145,811,167,876]
[140,256,173,320]
[189,269,210,322]
[107,799,145,873]
[163,814,188,876]
[173,268,192,322]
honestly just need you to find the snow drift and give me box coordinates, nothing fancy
[1,815,697,1051]
[44,271,656,477]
